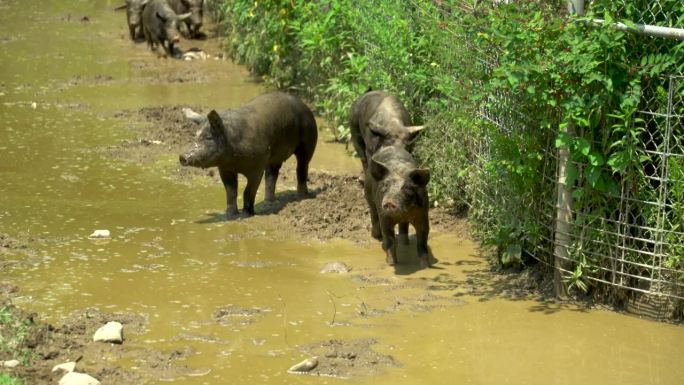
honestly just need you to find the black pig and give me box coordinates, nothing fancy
[349,90,424,171]
[125,0,149,41]
[179,92,318,217]
[365,145,430,267]
[142,0,191,57]
[167,0,203,38]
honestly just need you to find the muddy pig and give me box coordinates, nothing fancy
[167,0,203,38]
[179,92,318,218]
[365,145,430,267]
[124,0,149,40]
[349,90,424,172]
[142,0,191,57]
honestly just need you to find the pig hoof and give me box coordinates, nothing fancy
[385,255,396,266]
[419,258,431,268]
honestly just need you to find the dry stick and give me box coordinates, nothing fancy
[324,289,341,325]
[278,294,291,350]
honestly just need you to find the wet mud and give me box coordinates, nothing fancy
[106,105,466,243]
[0,297,199,385]
[3,2,684,385]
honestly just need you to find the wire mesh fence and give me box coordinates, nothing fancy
[465,0,684,310]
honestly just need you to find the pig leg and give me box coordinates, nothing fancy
[368,200,382,240]
[363,176,382,240]
[129,25,136,41]
[294,147,313,198]
[398,223,409,245]
[415,218,430,267]
[380,220,398,266]
[351,132,367,171]
[264,163,282,202]
[219,168,239,217]
[242,169,264,216]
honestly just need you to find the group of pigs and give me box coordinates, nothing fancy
[178,91,432,268]
[122,0,204,57]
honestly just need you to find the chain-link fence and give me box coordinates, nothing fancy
[469,1,684,316]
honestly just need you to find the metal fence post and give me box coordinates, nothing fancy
[553,0,585,298]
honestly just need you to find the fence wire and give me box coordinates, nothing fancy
[467,1,684,307]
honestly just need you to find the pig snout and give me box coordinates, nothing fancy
[382,199,398,211]
[171,35,180,43]
[179,153,190,166]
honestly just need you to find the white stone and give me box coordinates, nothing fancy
[52,361,77,373]
[93,321,123,343]
[88,229,110,239]
[2,359,20,368]
[58,372,101,385]
[287,357,318,373]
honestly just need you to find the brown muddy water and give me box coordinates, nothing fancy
[1,1,683,384]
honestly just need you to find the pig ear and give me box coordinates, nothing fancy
[156,11,167,22]
[368,120,388,137]
[406,125,425,141]
[369,157,389,181]
[207,110,226,139]
[409,169,430,186]
[177,12,192,21]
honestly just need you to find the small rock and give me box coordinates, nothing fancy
[287,357,318,374]
[30,102,37,109]
[88,229,110,239]
[93,321,123,344]
[3,359,20,368]
[58,372,100,385]
[320,262,350,274]
[52,361,77,373]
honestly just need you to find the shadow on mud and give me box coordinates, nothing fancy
[424,254,589,315]
[194,186,326,223]
[393,242,441,275]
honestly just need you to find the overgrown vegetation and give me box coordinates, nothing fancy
[209,0,684,304]
[0,374,23,385]
[0,304,33,365]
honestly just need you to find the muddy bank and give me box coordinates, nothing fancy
[106,105,467,244]
[292,339,399,378]
[0,293,204,385]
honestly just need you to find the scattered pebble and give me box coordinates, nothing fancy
[287,357,318,374]
[88,230,111,239]
[52,361,77,373]
[182,49,210,61]
[2,359,20,368]
[320,262,350,274]
[93,321,123,344]
[58,372,101,385]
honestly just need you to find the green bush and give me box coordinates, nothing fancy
[0,374,24,385]
[210,0,684,289]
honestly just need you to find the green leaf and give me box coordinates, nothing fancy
[555,132,572,148]
[587,151,604,166]
[576,137,591,156]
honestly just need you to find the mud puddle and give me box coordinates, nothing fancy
[2,1,684,385]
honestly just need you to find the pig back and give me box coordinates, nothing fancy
[225,92,316,165]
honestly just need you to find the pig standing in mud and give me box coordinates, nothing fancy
[365,145,431,267]
[167,0,204,38]
[179,92,318,218]
[124,0,149,41]
[349,90,424,172]
[142,0,191,57]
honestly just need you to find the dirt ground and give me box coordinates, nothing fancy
[107,104,467,244]
[0,8,536,385]
[0,290,202,385]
